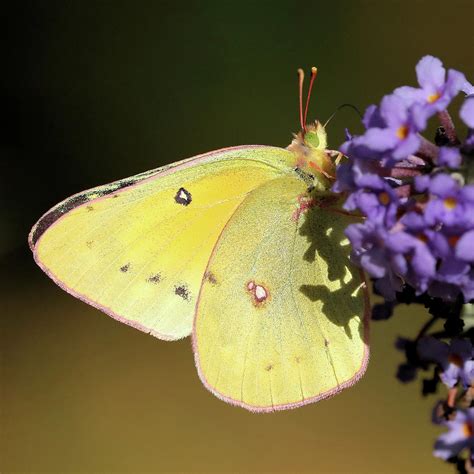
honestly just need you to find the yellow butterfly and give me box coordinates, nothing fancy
[29,67,369,412]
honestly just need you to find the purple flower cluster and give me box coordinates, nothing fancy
[335,56,474,471]
[334,56,474,303]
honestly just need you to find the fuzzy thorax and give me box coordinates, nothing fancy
[287,121,336,191]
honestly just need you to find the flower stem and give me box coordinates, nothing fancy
[417,135,438,164]
[415,315,439,342]
[447,387,457,407]
[438,110,460,145]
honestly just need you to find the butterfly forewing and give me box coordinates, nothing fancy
[31,146,295,340]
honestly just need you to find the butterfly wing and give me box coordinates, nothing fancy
[30,146,296,340]
[193,175,369,411]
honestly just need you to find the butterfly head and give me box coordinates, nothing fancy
[287,121,336,191]
[287,66,338,191]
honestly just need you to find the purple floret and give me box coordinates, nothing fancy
[394,55,466,117]
[461,97,474,129]
[418,337,473,388]
[434,408,474,460]
[351,94,421,162]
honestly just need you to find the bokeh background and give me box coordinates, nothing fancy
[2,1,474,472]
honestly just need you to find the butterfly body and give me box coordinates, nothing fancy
[30,121,369,412]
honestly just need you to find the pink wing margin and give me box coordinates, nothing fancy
[29,145,272,341]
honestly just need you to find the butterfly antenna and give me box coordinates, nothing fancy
[323,103,363,128]
[303,67,318,127]
[297,68,305,132]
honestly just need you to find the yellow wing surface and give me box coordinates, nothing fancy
[193,176,369,412]
[30,146,296,340]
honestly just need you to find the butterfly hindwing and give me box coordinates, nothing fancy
[31,146,296,340]
[193,175,369,411]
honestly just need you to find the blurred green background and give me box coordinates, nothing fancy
[2,1,474,472]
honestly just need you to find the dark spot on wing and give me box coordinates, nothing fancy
[147,273,161,284]
[86,240,94,248]
[205,271,218,285]
[120,263,131,273]
[174,187,192,206]
[175,284,191,301]
[86,205,94,212]
[245,280,269,306]
[265,364,274,372]
[324,339,330,347]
